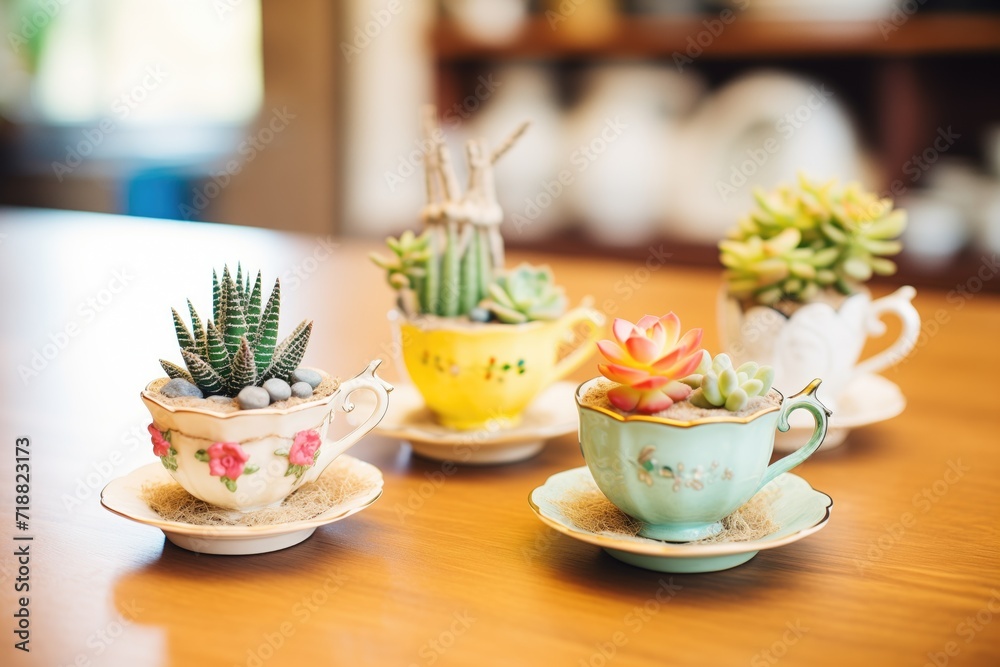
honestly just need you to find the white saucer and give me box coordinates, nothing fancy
[374,382,579,465]
[101,456,383,555]
[775,373,905,451]
[529,468,832,573]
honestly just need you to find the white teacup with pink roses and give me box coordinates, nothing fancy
[142,361,392,512]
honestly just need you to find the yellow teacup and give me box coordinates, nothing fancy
[397,306,604,430]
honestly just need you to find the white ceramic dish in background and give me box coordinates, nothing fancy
[101,456,383,555]
[529,468,832,573]
[776,373,905,451]
[374,381,579,465]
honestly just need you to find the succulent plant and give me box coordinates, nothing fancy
[682,352,775,412]
[159,265,313,398]
[721,174,907,305]
[597,313,704,414]
[479,264,567,324]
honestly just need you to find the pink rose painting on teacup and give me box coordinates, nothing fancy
[194,442,258,492]
[148,424,171,457]
[277,429,323,479]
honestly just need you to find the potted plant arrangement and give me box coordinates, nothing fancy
[370,107,603,433]
[141,264,392,512]
[575,313,830,542]
[716,174,920,414]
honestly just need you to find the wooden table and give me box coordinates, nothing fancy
[2,208,999,667]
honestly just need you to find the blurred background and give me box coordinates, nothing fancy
[1,0,999,291]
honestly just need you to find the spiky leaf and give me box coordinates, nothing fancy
[160,359,194,384]
[171,308,195,352]
[227,336,257,395]
[245,271,263,339]
[212,269,223,329]
[253,279,281,372]
[262,320,313,382]
[187,299,207,357]
[223,272,247,359]
[205,321,231,377]
[181,349,226,396]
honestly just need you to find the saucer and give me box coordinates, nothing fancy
[529,468,832,573]
[775,373,905,451]
[374,381,579,465]
[101,456,383,555]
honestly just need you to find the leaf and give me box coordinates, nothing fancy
[205,321,231,378]
[187,299,207,357]
[253,278,281,373]
[223,477,237,492]
[227,336,257,395]
[212,268,223,329]
[171,308,195,352]
[274,448,289,457]
[223,269,248,359]
[218,266,232,333]
[194,449,209,462]
[261,320,313,383]
[243,464,259,475]
[160,359,195,384]
[245,271,263,342]
[181,349,226,396]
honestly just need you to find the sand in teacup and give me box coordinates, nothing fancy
[581,378,781,421]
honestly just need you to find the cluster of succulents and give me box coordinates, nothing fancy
[720,174,907,305]
[159,265,319,409]
[370,108,567,325]
[596,313,704,414]
[681,352,775,412]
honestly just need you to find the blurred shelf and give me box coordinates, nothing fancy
[433,14,1000,60]
[507,233,1000,294]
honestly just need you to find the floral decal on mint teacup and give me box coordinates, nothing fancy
[148,424,178,471]
[274,429,322,480]
[195,442,259,492]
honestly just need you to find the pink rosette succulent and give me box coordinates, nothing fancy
[207,442,250,479]
[597,313,704,414]
[148,424,171,457]
[288,430,322,467]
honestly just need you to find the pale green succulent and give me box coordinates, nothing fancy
[682,352,775,412]
[369,230,431,291]
[722,175,906,305]
[480,264,567,324]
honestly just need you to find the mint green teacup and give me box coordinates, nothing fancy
[577,378,830,542]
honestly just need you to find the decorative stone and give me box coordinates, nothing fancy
[262,378,292,403]
[291,368,322,389]
[469,307,491,322]
[290,381,313,399]
[161,378,203,399]
[236,386,270,410]
[207,395,232,404]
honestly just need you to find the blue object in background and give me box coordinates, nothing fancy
[124,166,198,220]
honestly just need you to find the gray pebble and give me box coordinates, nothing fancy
[262,378,291,403]
[469,307,491,322]
[290,381,313,399]
[290,368,322,389]
[161,378,204,399]
[207,395,232,404]
[237,386,271,410]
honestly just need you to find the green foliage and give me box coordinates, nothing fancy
[683,352,775,412]
[721,175,906,305]
[160,265,313,398]
[480,264,567,324]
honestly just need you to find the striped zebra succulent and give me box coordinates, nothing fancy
[159,265,313,397]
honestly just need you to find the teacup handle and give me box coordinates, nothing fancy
[546,305,605,385]
[853,286,921,379]
[756,379,831,492]
[305,360,393,483]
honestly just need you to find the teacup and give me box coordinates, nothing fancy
[576,377,830,542]
[395,306,603,430]
[141,361,392,512]
[718,286,919,412]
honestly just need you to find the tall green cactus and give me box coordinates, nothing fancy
[160,264,313,397]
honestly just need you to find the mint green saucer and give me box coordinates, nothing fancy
[529,468,832,573]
